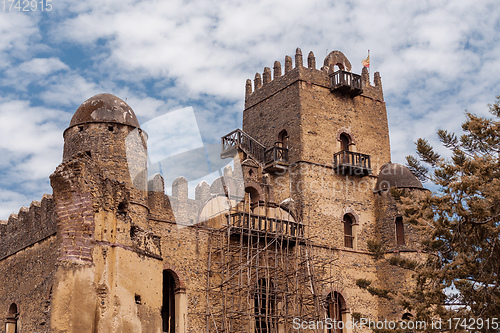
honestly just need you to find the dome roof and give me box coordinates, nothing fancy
[69,93,140,128]
[374,163,423,192]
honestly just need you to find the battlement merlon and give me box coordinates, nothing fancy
[0,194,57,260]
[245,49,384,108]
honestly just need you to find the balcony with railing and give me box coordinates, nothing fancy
[263,144,289,172]
[221,129,289,172]
[333,150,372,176]
[329,70,363,97]
[227,211,304,243]
[221,129,265,162]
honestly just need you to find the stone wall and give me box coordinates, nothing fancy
[0,194,56,260]
[0,235,59,333]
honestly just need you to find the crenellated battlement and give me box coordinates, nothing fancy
[245,48,384,108]
[0,194,57,260]
[148,164,266,226]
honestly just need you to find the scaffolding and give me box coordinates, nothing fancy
[205,195,339,333]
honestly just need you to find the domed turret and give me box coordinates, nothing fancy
[68,93,140,129]
[374,163,423,192]
[63,93,147,188]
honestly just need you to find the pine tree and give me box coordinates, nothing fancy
[398,96,500,323]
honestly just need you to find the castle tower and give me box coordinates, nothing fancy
[240,50,390,250]
[243,49,389,169]
[49,94,162,332]
[219,49,421,324]
[62,93,148,190]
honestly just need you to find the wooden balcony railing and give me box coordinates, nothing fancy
[330,70,363,96]
[227,211,304,241]
[333,150,372,176]
[221,129,289,172]
[221,129,266,162]
[264,146,288,165]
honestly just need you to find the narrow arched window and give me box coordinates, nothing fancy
[395,216,405,246]
[5,303,18,333]
[162,271,176,333]
[255,279,275,333]
[326,292,345,333]
[343,214,354,248]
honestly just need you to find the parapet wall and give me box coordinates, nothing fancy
[148,165,253,226]
[245,48,384,108]
[0,194,57,260]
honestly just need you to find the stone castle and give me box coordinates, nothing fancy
[0,49,426,333]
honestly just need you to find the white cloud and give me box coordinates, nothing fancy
[17,57,68,75]
[142,107,204,164]
[1,57,69,91]
[0,98,69,218]
[0,12,42,66]
[0,189,32,220]
[40,73,100,106]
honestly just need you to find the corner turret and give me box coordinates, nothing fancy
[63,93,148,189]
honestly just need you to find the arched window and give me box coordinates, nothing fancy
[5,303,18,333]
[395,216,405,246]
[339,133,350,152]
[254,278,275,333]
[162,271,176,333]
[277,130,288,149]
[326,292,346,333]
[343,214,354,248]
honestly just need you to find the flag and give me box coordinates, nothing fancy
[362,52,370,68]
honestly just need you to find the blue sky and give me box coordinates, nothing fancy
[0,0,499,218]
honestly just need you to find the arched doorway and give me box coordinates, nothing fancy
[162,271,176,333]
[161,269,187,333]
[326,292,347,333]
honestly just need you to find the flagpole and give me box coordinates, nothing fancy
[368,50,370,75]
[362,50,370,76]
